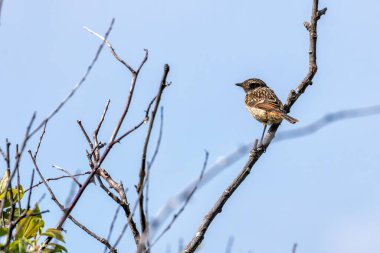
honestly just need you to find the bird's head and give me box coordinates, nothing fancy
[235,78,267,92]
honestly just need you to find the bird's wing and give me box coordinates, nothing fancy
[247,87,284,110]
[255,101,284,113]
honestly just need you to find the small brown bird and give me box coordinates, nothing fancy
[236,78,298,144]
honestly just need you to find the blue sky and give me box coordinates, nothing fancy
[1,0,380,252]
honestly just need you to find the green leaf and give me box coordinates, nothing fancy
[15,205,44,240]
[0,171,9,194]
[8,238,31,253]
[0,226,8,237]
[12,185,24,203]
[0,185,25,209]
[41,228,65,243]
[44,243,68,253]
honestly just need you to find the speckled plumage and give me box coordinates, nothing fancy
[236,78,298,125]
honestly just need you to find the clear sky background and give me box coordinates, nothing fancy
[1,0,380,252]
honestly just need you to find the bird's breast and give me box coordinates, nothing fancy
[246,105,267,123]
[245,105,283,124]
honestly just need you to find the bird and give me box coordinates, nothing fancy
[235,78,298,144]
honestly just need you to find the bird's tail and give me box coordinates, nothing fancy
[281,113,298,124]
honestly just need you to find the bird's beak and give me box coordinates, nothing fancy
[235,82,243,87]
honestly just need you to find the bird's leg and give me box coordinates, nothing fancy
[260,123,267,146]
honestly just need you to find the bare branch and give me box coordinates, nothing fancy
[26,169,35,210]
[34,120,48,159]
[52,165,82,187]
[137,64,170,233]
[182,1,327,252]
[144,106,164,233]
[13,113,36,176]
[0,114,36,223]
[112,170,154,249]
[108,48,149,144]
[94,100,111,161]
[148,106,164,169]
[97,168,141,244]
[113,96,156,145]
[77,120,94,151]
[152,104,380,239]
[41,22,150,248]
[84,26,135,73]
[94,99,111,138]
[29,18,115,138]
[25,172,90,192]
[29,151,64,210]
[29,151,116,253]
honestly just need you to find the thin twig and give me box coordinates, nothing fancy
[182,1,327,252]
[42,51,153,249]
[148,106,164,169]
[25,172,90,192]
[84,26,149,145]
[34,120,48,159]
[29,151,116,253]
[28,18,115,138]
[112,171,153,249]
[113,96,156,145]
[15,145,22,216]
[14,113,36,172]
[94,100,111,161]
[0,141,14,251]
[0,112,38,222]
[107,47,149,143]
[98,168,140,244]
[96,168,140,244]
[26,169,35,210]
[144,106,164,243]
[77,120,94,151]
[94,99,111,138]
[103,205,121,253]
[52,165,82,187]
[137,64,170,234]
[84,27,135,73]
